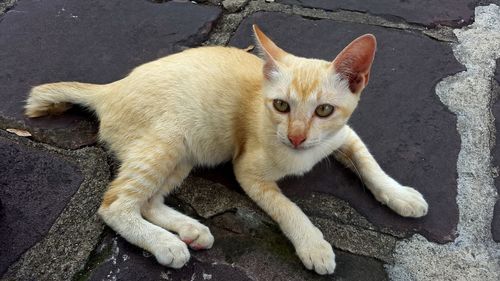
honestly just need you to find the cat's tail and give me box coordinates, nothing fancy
[25,82,108,118]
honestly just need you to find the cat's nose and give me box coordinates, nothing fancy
[288,134,307,148]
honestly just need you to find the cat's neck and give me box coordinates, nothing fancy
[248,101,349,180]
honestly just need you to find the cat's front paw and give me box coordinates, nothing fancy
[296,237,336,275]
[152,234,190,268]
[178,222,214,250]
[377,185,428,218]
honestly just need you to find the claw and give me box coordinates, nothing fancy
[181,238,194,244]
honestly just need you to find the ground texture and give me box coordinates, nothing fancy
[0,0,499,280]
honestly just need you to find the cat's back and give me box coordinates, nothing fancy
[103,46,264,166]
[105,46,263,114]
[131,46,263,89]
[115,46,264,110]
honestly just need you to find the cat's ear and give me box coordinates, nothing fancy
[332,34,377,94]
[253,25,287,80]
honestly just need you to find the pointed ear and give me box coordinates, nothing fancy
[332,34,377,94]
[252,24,287,80]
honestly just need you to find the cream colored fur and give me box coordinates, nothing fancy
[25,26,428,275]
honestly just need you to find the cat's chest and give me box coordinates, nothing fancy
[268,148,326,179]
[266,128,348,180]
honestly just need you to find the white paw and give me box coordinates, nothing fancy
[296,237,336,275]
[152,235,190,268]
[178,222,214,250]
[377,185,428,218]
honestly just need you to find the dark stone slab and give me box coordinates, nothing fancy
[279,0,477,27]
[205,210,388,281]
[81,215,387,281]
[224,12,464,243]
[493,203,500,242]
[0,0,221,149]
[83,231,254,281]
[0,135,83,275]
[492,65,500,242]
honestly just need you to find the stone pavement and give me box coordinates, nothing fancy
[0,0,499,280]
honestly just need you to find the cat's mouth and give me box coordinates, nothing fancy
[281,141,313,151]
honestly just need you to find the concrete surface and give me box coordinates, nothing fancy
[0,0,499,280]
[0,0,14,15]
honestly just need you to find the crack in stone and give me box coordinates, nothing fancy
[387,5,500,281]
[254,0,456,42]
[204,0,458,46]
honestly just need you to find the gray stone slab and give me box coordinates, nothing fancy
[0,133,83,275]
[223,0,249,12]
[0,0,221,149]
[278,0,477,27]
[226,12,463,243]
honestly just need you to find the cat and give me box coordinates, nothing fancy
[25,25,428,275]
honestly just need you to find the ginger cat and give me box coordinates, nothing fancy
[25,25,428,275]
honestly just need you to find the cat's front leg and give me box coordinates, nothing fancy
[234,160,335,275]
[334,126,428,217]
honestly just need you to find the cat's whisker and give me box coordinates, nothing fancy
[334,149,367,191]
[324,154,332,169]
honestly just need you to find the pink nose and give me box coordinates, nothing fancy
[288,135,307,148]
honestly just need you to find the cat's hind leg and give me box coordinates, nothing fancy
[334,126,428,218]
[142,193,214,250]
[141,162,214,250]
[98,137,190,268]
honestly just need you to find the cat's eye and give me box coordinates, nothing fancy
[315,104,334,118]
[273,99,290,113]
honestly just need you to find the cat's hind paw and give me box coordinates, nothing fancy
[296,238,336,275]
[178,223,214,250]
[153,235,190,268]
[380,185,428,218]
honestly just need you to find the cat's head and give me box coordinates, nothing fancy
[253,25,376,150]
